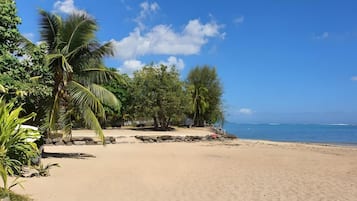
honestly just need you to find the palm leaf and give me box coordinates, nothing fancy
[69,42,113,73]
[68,81,105,117]
[88,84,121,110]
[82,107,105,144]
[39,10,62,51]
[61,13,96,53]
[78,67,119,85]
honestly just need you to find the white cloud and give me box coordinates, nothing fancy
[234,16,244,24]
[134,1,160,30]
[53,0,86,15]
[119,59,145,75]
[238,108,253,115]
[119,56,184,76]
[351,76,357,81]
[314,32,329,40]
[113,2,223,75]
[111,19,224,60]
[160,56,185,70]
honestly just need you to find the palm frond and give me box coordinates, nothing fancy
[88,84,121,110]
[78,67,119,84]
[82,107,105,144]
[88,42,114,58]
[47,53,73,73]
[66,17,95,53]
[60,13,96,53]
[68,81,105,117]
[68,42,114,73]
[39,9,62,51]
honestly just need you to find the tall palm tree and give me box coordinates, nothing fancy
[38,10,119,143]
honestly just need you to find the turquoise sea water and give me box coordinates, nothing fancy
[223,122,357,145]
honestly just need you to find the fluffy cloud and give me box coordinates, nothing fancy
[119,59,145,75]
[118,56,184,75]
[53,0,86,15]
[233,16,244,24]
[112,2,224,75]
[314,32,329,40]
[238,108,254,115]
[111,19,224,60]
[160,56,185,70]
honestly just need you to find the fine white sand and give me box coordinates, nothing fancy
[13,128,357,201]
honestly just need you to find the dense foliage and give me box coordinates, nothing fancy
[131,65,190,130]
[0,1,52,126]
[102,72,132,127]
[187,66,224,126]
[0,0,21,73]
[0,98,40,191]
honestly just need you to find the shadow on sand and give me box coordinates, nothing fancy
[130,127,176,132]
[42,152,96,159]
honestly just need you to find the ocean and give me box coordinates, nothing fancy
[223,122,357,145]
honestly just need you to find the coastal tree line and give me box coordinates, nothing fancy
[0,0,224,134]
[0,0,223,197]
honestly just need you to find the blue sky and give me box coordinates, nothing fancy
[16,0,357,124]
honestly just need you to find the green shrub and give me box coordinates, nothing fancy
[0,98,40,191]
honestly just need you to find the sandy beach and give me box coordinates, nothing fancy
[14,128,357,201]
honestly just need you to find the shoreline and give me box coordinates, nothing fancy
[236,138,357,148]
[73,127,357,148]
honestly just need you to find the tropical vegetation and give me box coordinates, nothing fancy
[1,0,224,136]
[131,65,190,130]
[37,10,120,142]
[187,66,224,126]
[0,98,40,195]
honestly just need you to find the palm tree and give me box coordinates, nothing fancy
[192,86,209,126]
[38,10,119,143]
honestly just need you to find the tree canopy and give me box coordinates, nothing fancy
[187,65,224,126]
[0,0,52,126]
[132,65,190,130]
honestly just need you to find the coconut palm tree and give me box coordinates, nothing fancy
[38,10,119,143]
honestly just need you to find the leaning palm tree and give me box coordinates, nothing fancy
[38,10,119,143]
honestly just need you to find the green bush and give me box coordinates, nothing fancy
[0,98,40,191]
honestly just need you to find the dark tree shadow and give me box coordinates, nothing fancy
[42,152,96,159]
[130,127,176,132]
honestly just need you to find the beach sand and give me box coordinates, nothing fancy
[13,128,357,201]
